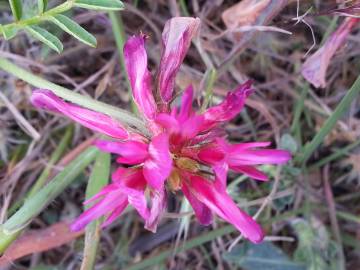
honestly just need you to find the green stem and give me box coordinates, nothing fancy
[200,68,217,111]
[179,0,190,16]
[290,83,309,133]
[81,152,110,270]
[1,1,73,32]
[296,76,360,164]
[108,11,137,113]
[0,57,147,134]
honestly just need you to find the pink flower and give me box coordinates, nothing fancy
[31,17,291,243]
[302,18,359,88]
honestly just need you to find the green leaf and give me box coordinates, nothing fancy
[9,0,22,20]
[280,133,298,154]
[223,242,306,270]
[74,0,124,10]
[38,0,48,13]
[48,14,97,47]
[291,218,342,270]
[1,25,19,40]
[81,151,110,269]
[2,147,98,234]
[25,26,63,53]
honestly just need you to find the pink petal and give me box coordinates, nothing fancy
[145,188,167,232]
[229,142,271,151]
[182,181,212,225]
[71,191,127,231]
[201,80,254,130]
[112,167,147,188]
[112,168,150,220]
[302,18,359,88]
[228,149,291,166]
[124,35,157,120]
[186,175,264,243]
[179,115,204,141]
[95,140,149,165]
[189,128,226,146]
[83,183,118,205]
[155,113,180,134]
[101,200,129,228]
[177,85,194,123]
[143,133,173,189]
[198,144,226,165]
[158,17,200,103]
[212,162,229,188]
[31,90,129,139]
[121,186,149,220]
[231,165,268,181]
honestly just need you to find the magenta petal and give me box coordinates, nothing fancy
[124,35,157,120]
[201,80,253,130]
[143,133,172,189]
[145,188,167,232]
[228,149,291,166]
[101,200,129,228]
[212,163,229,188]
[111,168,149,219]
[111,167,147,188]
[155,113,180,134]
[158,17,200,103]
[177,85,194,123]
[198,145,226,165]
[31,90,129,139]
[180,115,204,141]
[121,186,150,220]
[229,142,271,151]
[187,175,264,243]
[302,18,359,88]
[231,165,269,181]
[95,140,149,165]
[71,191,127,231]
[182,182,212,225]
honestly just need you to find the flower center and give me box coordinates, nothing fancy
[175,157,200,173]
[168,157,200,192]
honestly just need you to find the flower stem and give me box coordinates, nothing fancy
[108,11,137,114]
[0,57,147,134]
[80,151,110,270]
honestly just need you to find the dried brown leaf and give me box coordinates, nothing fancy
[0,222,83,267]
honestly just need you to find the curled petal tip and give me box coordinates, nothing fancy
[158,17,201,103]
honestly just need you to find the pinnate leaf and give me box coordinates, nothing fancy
[25,26,63,53]
[48,14,97,47]
[74,0,124,10]
[38,0,48,13]
[9,0,22,20]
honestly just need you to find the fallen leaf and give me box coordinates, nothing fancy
[0,222,84,267]
[222,0,274,40]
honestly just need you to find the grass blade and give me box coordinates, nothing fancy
[80,151,110,270]
[1,147,98,234]
[0,58,147,134]
[296,75,360,164]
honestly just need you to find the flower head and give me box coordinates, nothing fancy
[31,17,291,243]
